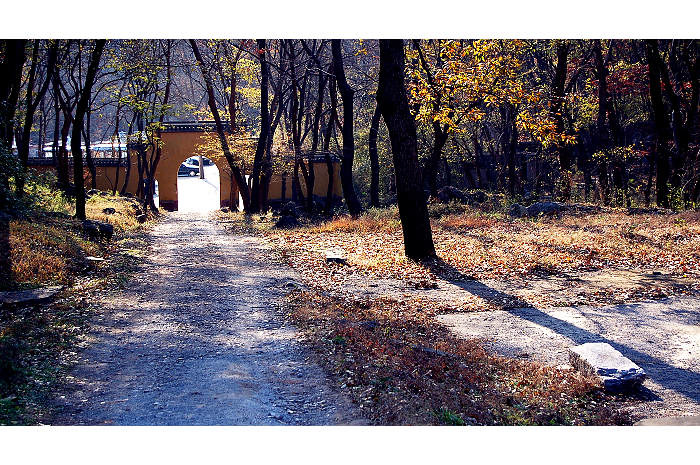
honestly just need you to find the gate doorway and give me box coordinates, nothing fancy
[176,156,220,213]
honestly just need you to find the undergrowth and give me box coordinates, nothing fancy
[1,170,156,424]
[3,170,155,291]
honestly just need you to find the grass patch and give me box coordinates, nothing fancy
[434,407,468,426]
[4,193,155,291]
[7,216,99,289]
[85,194,151,233]
[316,207,402,234]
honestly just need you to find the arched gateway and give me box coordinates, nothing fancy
[26,121,343,211]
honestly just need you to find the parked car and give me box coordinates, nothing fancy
[178,159,199,177]
[188,156,214,166]
[178,156,214,176]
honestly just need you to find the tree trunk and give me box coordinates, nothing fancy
[331,39,363,216]
[412,40,450,199]
[501,103,519,196]
[425,122,448,198]
[368,103,382,208]
[16,40,57,196]
[84,110,97,190]
[261,67,285,212]
[0,39,26,284]
[306,45,328,213]
[51,88,60,170]
[552,42,573,201]
[593,40,613,205]
[120,122,134,195]
[58,112,71,193]
[472,134,484,189]
[442,156,452,187]
[112,98,123,196]
[71,40,106,221]
[646,40,672,208]
[0,39,26,148]
[377,39,435,259]
[144,39,173,214]
[250,39,270,213]
[324,71,339,214]
[0,39,26,213]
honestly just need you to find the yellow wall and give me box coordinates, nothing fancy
[29,130,342,211]
[266,162,343,201]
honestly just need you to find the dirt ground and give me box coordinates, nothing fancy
[51,212,364,425]
[48,208,700,425]
[282,258,700,422]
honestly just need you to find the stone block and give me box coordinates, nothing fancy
[635,416,700,426]
[569,342,646,392]
[1,286,63,308]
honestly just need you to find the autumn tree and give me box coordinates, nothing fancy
[377,39,435,258]
[189,39,252,211]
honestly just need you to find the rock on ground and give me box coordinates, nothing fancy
[569,342,646,392]
[0,286,63,308]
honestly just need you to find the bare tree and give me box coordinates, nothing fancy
[71,39,106,220]
[331,39,363,215]
[14,40,58,196]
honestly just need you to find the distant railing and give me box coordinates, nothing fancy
[26,155,127,167]
[161,121,233,133]
[274,151,342,163]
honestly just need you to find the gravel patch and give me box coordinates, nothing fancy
[52,212,364,425]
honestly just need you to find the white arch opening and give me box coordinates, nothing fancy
[176,156,220,213]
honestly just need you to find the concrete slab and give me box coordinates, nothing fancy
[325,251,347,264]
[635,415,700,426]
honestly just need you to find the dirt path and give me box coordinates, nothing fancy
[53,212,363,425]
[438,297,700,420]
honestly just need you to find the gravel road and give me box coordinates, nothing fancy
[53,212,363,425]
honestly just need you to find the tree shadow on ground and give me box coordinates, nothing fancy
[421,257,699,404]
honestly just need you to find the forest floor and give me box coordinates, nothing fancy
[216,204,700,424]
